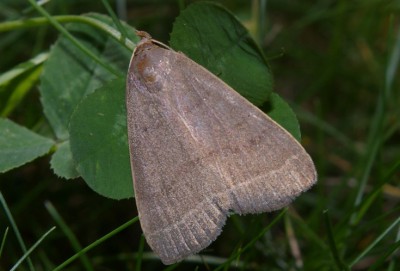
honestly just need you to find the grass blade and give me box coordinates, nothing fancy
[214,209,287,271]
[323,210,349,270]
[349,216,400,267]
[45,201,94,271]
[53,216,139,271]
[10,226,56,271]
[0,191,35,271]
[26,0,122,77]
[0,227,9,258]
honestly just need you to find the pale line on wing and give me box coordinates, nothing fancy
[147,154,304,239]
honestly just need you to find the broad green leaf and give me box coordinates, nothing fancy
[171,2,300,140]
[170,2,273,106]
[39,13,138,181]
[50,141,79,179]
[69,79,132,199]
[0,118,54,173]
[40,13,138,140]
[267,93,301,141]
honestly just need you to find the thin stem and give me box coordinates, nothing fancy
[53,217,139,271]
[0,16,136,50]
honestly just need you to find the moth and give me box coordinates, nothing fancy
[126,31,316,264]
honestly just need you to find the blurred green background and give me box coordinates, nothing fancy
[1,0,399,270]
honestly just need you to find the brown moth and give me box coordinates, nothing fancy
[126,31,317,265]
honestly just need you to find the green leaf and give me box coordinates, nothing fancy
[170,2,301,140]
[39,13,138,183]
[0,118,54,173]
[40,13,138,140]
[267,93,301,141]
[50,141,79,179]
[69,79,132,199]
[170,2,273,106]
